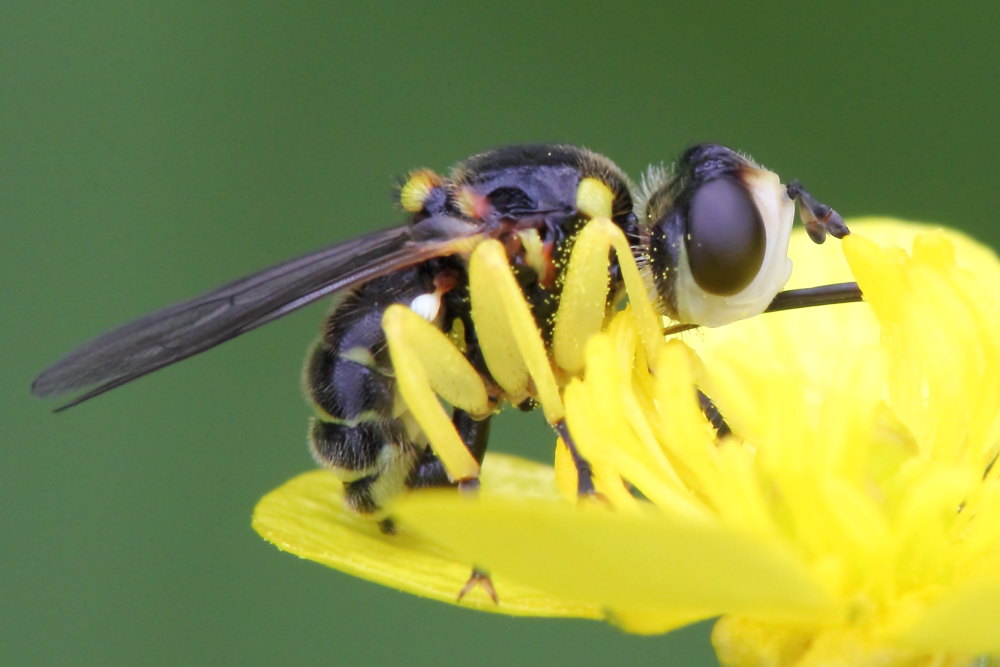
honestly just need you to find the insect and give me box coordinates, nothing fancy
[32,143,859,520]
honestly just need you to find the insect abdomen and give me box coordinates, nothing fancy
[304,272,429,513]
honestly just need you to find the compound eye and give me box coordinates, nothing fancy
[686,177,766,296]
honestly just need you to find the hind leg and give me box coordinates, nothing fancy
[394,407,497,601]
[382,305,493,485]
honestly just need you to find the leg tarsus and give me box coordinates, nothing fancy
[378,518,397,535]
[698,390,732,439]
[404,450,452,489]
[554,420,597,497]
[453,409,491,464]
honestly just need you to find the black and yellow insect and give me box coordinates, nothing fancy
[32,143,858,517]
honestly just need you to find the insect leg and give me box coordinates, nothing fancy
[383,304,492,485]
[365,307,492,536]
[697,390,732,439]
[567,178,666,365]
[553,420,596,495]
[550,214,664,374]
[546,179,672,497]
[383,386,498,604]
[467,239,603,501]
[384,410,491,542]
[405,410,492,490]
[468,240,564,421]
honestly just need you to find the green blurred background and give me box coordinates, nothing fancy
[5,2,999,665]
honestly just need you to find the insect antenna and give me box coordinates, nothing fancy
[663,281,863,336]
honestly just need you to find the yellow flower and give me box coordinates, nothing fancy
[254,219,1000,666]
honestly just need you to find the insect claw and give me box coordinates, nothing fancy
[457,567,499,604]
[578,489,611,507]
[458,477,480,494]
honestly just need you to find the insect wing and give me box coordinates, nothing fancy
[33,221,484,409]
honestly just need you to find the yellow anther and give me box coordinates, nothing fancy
[576,177,614,220]
[400,169,444,212]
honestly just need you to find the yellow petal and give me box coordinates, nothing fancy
[711,616,812,667]
[891,578,1000,654]
[782,217,1000,291]
[252,454,602,618]
[712,616,974,667]
[605,608,715,636]
[393,491,836,619]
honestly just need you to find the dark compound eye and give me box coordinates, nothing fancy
[685,177,766,296]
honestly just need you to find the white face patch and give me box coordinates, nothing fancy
[672,167,794,327]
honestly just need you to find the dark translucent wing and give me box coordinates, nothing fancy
[33,220,485,409]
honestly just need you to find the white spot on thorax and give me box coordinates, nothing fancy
[410,292,442,321]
